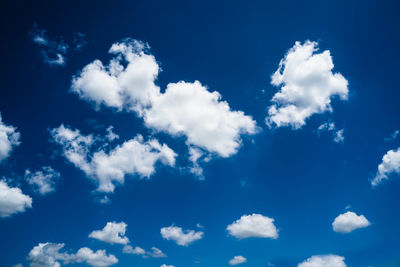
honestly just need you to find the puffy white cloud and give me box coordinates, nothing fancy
[332,211,371,233]
[229,255,247,265]
[123,245,166,258]
[51,125,176,193]
[74,247,118,267]
[160,225,203,246]
[27,242,117,267]
[71,39,160,114]
[144,81,257,157]
[371,147,400,186]
[317,122,344,143]
[226,214,278,239]
[89,221,129,245]
[0,113,20,162]
[25,166,61,195]
[298,254,346,267]
[266,41,348,129]
[0,180,32,218]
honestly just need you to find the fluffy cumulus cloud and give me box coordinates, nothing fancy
[371,147,400,186]
[0,113,20,162]
[226,213,278,239]
[160,225,204,246]
[0,180,32,218]
[266,41,349,129]
[332,211,371,233]
[71,39,257,165]
[123,245,166,258]
[27,242,117,267]
[317,122,344,143]
[298,254,346,267]
[89,221,129,245]
[71,39,160,114]
[229,255,247,265]
[144,81,257,157]
[25,166,61,195]
[51,125,176,193]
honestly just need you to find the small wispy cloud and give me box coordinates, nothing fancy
[317,121,345,143]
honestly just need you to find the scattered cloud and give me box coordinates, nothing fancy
[0,180,32,218]
[123,245,166,258]
[29,24,68,66]
[298,254,346,267]
[73,32,89,51]
[266,41,348,129]
[332,211,371,233]
[229,255,247,265]
[25,166,61,195]
[51,125,176,193]
[160,225,204,246]
[27,242,118,267]
[371,147,400,186]
[89,221,129,245]
[160,264,175,267]
[384,130,399,142]
[317,121,344,143]
[226,213,278,239]
[0,113,20,162]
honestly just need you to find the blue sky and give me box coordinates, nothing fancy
[1,0,400,266]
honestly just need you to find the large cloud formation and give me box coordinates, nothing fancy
[266,41,348,129]
[0,180,32,218]
[332,211,371,233]
[0,113,20,162]
[160,225,204,246]
[298,254,346,267]
[226,213,278,239]
[51,125,176,193]
[371,147,400,186]
[27,242,118,267]
[71,39,257,164]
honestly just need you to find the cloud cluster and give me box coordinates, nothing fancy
[160,225,204,246]
[0,180,32,218]
[89,221,130,245]
[27,242,118,267]
[226,213,278,239]
[229,255,247,265]
[371,147,400,186]
[332,211,371,233]
[71,39,257,174]
[51,125,176,193]
[266,41,348,129]
[298,254,346,267]
[123,245,166,258]
[0,113,20,162]
[317,122,344,143]
[25,166,61,195]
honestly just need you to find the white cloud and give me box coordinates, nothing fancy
[0,113,20,162]
[51,125,176,193]
[298,254,346,267]
[160,225,203,246]
[27,242,117,267]
[123,245,166,258]
[25,166,61,195]
[89,221,129,245]
[229,255,247,265]
[384,130,399,142]
[71,39,160,114]
[371,147,400,186]
[74,247,118,267]
[317,122,344,143]
[266,41,348,129]
[29,24,68,66]
[226,214,278,239]
[160,265,175,267]
[332,211,371,233]
[0,180,32,218]
[144,81,257,157]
